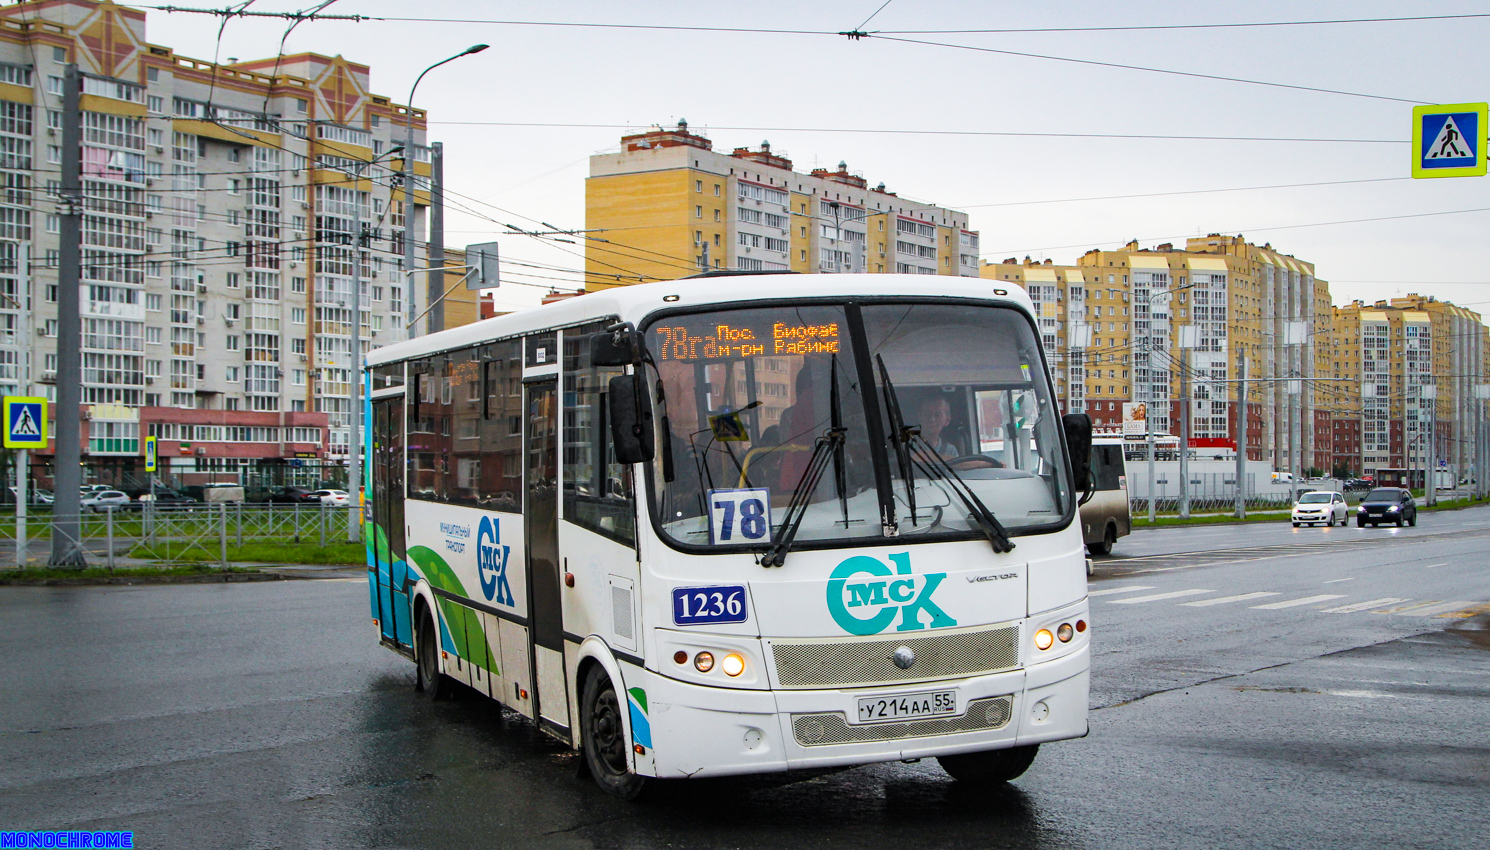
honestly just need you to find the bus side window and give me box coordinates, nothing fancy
[562,322,635,545]
[407,359,439,500]
[479,339,523,513]
[447,347,482,506]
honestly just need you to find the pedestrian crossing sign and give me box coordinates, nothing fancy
[3,396,46,449]
[144,435,157,472]
[1412,102,1488,178]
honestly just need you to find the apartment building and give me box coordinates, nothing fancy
[980,236,1333,474]
[585,121,980,287]
[0,0,457,487]
[1326,296,1490,479]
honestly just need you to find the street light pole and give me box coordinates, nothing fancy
[1142,280,1197,523]
[402,44,488,338]
[348,146,403,543]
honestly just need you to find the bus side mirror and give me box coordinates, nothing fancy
[608,374,655,464]
[591,322,644,366]
[1063,413,1093,493]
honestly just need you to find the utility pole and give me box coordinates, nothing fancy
[1235,349,1247,518]
[1425,383,1437,505]
[1178,338,1191,519]
[15,240,29,566]
[401,127,417,336]
[50,64,84,567]
[1145,335,1156,524]
[349,160,366,545]
[429,141,446,333]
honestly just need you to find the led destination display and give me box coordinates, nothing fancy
[654,321,840,361]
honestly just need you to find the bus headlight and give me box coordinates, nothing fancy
[1056,623,1074,643]
[1034,628,1054,650]
[721,653,746,677]
[693,651,715,673]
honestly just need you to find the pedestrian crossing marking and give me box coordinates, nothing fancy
[1087,585,1155,597]
[1181,592,1280,607]
[1321,598,1408,614]
[1109,589,1215,604]
[1250,594,1345,610]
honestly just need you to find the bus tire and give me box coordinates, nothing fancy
[938,744,1039,784]
[415,605,448,700]
[580,665,649,800]
[1087,525,1115,557]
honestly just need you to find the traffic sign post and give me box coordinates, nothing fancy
[3,396,45,569]
[1412,102,1489,178]
[144,435,157,473]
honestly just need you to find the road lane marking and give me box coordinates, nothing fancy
[1250,594,1346,610]
[1087,585,1156,597]
[1423,563,1448,569]
[1321,598,1408,613]
[1323,577,1356,584]
[1376,601,1469,616]
[1109,589,1216,604]
[1180,592,1281,607]
[1434,602,1490,619]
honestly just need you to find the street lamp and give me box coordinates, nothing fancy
[347,144,405,543]
[403,44,489,337]
[1141,281,1198,524]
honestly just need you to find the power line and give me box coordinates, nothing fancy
[955,177,1411,210]
[874,13,1490,35]
[980,206,1490,258]
[430,120,1405,146]
[869,34,1426,105]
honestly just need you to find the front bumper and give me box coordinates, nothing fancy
[632,639,1089,779]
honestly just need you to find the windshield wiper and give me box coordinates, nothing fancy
[876,355,1014,554]
[875,355,916,528]
[760,357,848,568]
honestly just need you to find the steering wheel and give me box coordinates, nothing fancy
[947,454,1004,470]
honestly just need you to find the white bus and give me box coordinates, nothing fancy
[363,273,1094,798]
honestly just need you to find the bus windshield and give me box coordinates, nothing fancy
[646,301,1071,551]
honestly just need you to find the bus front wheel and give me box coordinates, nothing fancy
[415,607,448,700]
[581,665,649,800]
[938,744,1039,784]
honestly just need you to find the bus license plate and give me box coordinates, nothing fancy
[855,690,957,724]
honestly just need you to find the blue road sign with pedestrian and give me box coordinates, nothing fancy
[3,396,46,449]
[1412,103,1488,178]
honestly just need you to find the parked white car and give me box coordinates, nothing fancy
[82,490,131,512]
[313,489,351,506]
[1292,491,1348,527]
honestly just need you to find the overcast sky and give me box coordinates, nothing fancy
[144,0,1490,319]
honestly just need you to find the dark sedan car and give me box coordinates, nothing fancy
[1357,487,1417,527]
[266,486,320,505]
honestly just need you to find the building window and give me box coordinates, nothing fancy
[695,205,702,219]
[226,335,239,351]
[695,180,702,193]
[713,209,721,222]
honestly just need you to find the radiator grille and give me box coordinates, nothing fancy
[792,696,1013,747]
[771,624,1019,689]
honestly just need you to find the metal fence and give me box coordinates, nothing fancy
[0,503,365,568]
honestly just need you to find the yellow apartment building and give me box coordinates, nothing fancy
[585,121,979,288]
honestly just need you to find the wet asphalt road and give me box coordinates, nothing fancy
[3,514,1489,849]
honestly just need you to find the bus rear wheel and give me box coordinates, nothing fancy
[415,607,448,699]
[1087,526,1115,557]
[938,744,1039,784]
[581,665,649,800]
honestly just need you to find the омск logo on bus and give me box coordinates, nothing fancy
[476,516,514,606]
[826,552,957,636]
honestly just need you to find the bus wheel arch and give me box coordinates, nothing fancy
[575,641,649,799]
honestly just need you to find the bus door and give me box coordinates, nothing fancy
[371,396,410,645]
[523,375,571,739]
